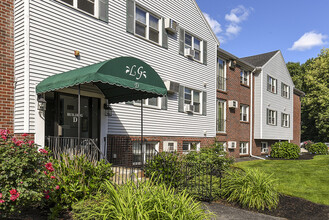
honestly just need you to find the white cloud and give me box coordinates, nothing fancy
[225,5,252,24]
[226,24,241,36]
[289,31,328,51]
[203,12,222,35]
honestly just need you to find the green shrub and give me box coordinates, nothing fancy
[51,153,114,207]
[270,141,300,159]
[308,143,328,155]
[144,152,184,187]
[72,180,213,220]
[184,142,234,170]
[0,130,57,216]
[303,140,314,151]
[220,168,279,210]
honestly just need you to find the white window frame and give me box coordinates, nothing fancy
[239,142,249,155]
[217,99,226,132]
[282,83,290,98]
[133,97,161,109]
[240,104,249,122]
[217,58,226,91]
[267,75,277,94]
[261,142,269,153]
[216,141,227,152]
[135,6,161,45]
[182,142,200,154]
[240,70,249,86]
[282,113,290,128]
[132,141,159,165]
[267,109,277,126]
[184,87,202,114]
[184,32,203,62]
[59,0,101,18]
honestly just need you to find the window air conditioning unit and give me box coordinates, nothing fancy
[184,104,194,113]
[228,60,237,69]
[185,48,195,58]
[164,80,180,93]
[163,141,178,152]
[164,18,178,33]
[228,100,238,108]
[228,141,237,149]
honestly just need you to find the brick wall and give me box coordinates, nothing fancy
[0,0,15,133]
[216,64,251,158]
[292,93,302,145]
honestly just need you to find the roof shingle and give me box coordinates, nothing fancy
[240,50,279,67]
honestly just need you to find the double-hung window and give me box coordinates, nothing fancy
[240,70,249,86]
[239,142,248,155]
[240,104,249,122]
[267,75,277,94]
[217,58,226,91]
[261,142,269,153]
[134,97,160,109]
[281,83,290,98]
[267,109,277,126]
[132,141,159,165]
[135,7,160,44]
[281,113,290,128]
[217,99,226,132]
[59,0,108,21]
[185,33,202,61]
[182,142,200,154]
[184,88,201,113]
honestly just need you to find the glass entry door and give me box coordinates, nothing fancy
[45,92,100,145]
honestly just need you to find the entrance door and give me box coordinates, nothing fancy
[45,92,100,145]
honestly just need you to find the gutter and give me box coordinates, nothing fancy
[250,67,265,160]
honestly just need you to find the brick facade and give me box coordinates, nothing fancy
[0,0,15,133]
[216,63,251,158]
[292,92,302,145]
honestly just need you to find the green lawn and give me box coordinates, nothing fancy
[235,155,329,206]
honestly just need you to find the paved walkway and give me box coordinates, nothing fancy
[203,202,286,220]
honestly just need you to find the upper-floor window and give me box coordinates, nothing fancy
[281,83,290,99]
[267,75,277,94]
[185,33,202,61]
[60,0,108,21]
[135,7,160,44]
[184,88,201,113]
[217,99,226,132]
[240,70,249,86]
[240,104,249,122]
[267,109,277,126]
[134,97,160,109]
[217,58,226,91]
[281,113,290,128]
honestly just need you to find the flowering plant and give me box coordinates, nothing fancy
[0,130,57,216]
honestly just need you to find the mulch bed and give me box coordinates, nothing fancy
[266,153,315,160]
[214,195,329,220]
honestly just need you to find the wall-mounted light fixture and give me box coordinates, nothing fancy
[37,94,47,112]
[74,50,80,57]
[104,101,112,116]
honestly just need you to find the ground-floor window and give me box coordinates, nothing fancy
[261,142,269,153]
[132,141,159,165]
[216,141,227,151]
[239,142,248,155]
[182,141,200,154]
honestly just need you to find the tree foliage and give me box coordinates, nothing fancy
[287,48,329,142]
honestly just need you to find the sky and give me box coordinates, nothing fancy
[195,0,329,64]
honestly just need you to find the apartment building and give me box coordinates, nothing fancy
[0,0,303,161]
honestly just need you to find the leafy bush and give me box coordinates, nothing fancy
[184,142,234,170]
[72,180,213,220]
[0,130,57,216]
[303,140,314,150]
[270,141,300,159]
[144,152,184,187]
[220,168,279,210]
[51,153,114,207]
[308,143,328,155]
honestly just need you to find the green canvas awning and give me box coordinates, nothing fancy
[36,57,167,103]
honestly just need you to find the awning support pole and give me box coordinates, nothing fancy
[78,85,81,147]
[141,99,143,168]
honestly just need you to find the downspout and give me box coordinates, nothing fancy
[250,67,265,160]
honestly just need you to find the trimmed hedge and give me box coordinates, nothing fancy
[308,143,328,155]
[270,141,300,159]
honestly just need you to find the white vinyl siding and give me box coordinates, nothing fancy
[18,0,218,138]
